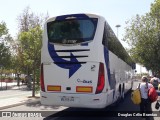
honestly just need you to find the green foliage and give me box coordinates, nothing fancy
[0,22,8,37]
[12,7,49,96]
[17,25,42,96]
[15,6,48,75]
[0,43,11,68]
[17,6,48,32]
[0,22,11,69]
[0,7,48,96]
[124,0,160,74]
[18,26,42,77]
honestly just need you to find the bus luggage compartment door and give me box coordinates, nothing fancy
[43,62,100,94]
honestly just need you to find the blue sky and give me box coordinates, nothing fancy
[0,0,154,41]
[0,0,154,73]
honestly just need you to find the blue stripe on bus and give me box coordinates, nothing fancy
[55,14,89,20]
[103,47,111,86]
[48,43,81,78]
[81,43,88,46]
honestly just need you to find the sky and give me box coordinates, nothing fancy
[0,0,155,40]
[0,0,155,73]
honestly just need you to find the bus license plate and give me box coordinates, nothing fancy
[61,96,74,102]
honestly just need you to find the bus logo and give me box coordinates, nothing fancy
[77,79,92,84]
[48,43,81,78]
[91,65,96,71]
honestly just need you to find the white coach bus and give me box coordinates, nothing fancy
[40,13,135,108]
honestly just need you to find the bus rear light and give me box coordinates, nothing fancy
[40,63,45,92]
[47,85,61,91]
[95,63,105,94]
[76,86,93,93]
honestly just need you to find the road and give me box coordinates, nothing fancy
[0,89,31,100]
[1,81,160,120]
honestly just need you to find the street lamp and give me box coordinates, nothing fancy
[115,24,121,39]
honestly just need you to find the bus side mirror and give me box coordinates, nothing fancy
[135,70,137,73]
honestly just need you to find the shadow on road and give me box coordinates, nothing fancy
[0,84,31,91]
[43,90,155,120]
[25,100,64,110]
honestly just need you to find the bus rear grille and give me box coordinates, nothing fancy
[54,62,86,64]
[55,49,90,52]
[53,49,89,64]
[53,55,88,58]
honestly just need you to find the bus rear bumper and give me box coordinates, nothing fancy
[40,91,107,109]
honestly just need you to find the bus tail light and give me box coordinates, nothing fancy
[40,63,45,92]
[47,85,61,91]
[76,86,93,93]
[95,63,105,94]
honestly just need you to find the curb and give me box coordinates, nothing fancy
[0,98,40,110]
[0,86,16,91]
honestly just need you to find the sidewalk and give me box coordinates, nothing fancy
[0,84,40,110]
[0,82,17,90]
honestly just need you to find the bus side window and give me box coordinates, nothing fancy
[102,23,108,47]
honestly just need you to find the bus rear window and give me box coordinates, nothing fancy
[47,18,97,44]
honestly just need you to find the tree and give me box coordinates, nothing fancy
[18,26,42,75]
[123,0,160,75]
[16,7,48,96]
[16,7,48,74]
[0,43,11,68]
[0,22,11,69]
[17,7,48,32]
[18,26,42,96]
[0,22,8,37]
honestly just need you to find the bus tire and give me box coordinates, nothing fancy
[121,84,125,102]
[116,85,122,103]
[112,85,123,106]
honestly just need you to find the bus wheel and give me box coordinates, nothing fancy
[113,88,121,106]
[117,85,122,103]
[121,85,125,101]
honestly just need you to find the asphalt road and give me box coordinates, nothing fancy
[1,81,160,120]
